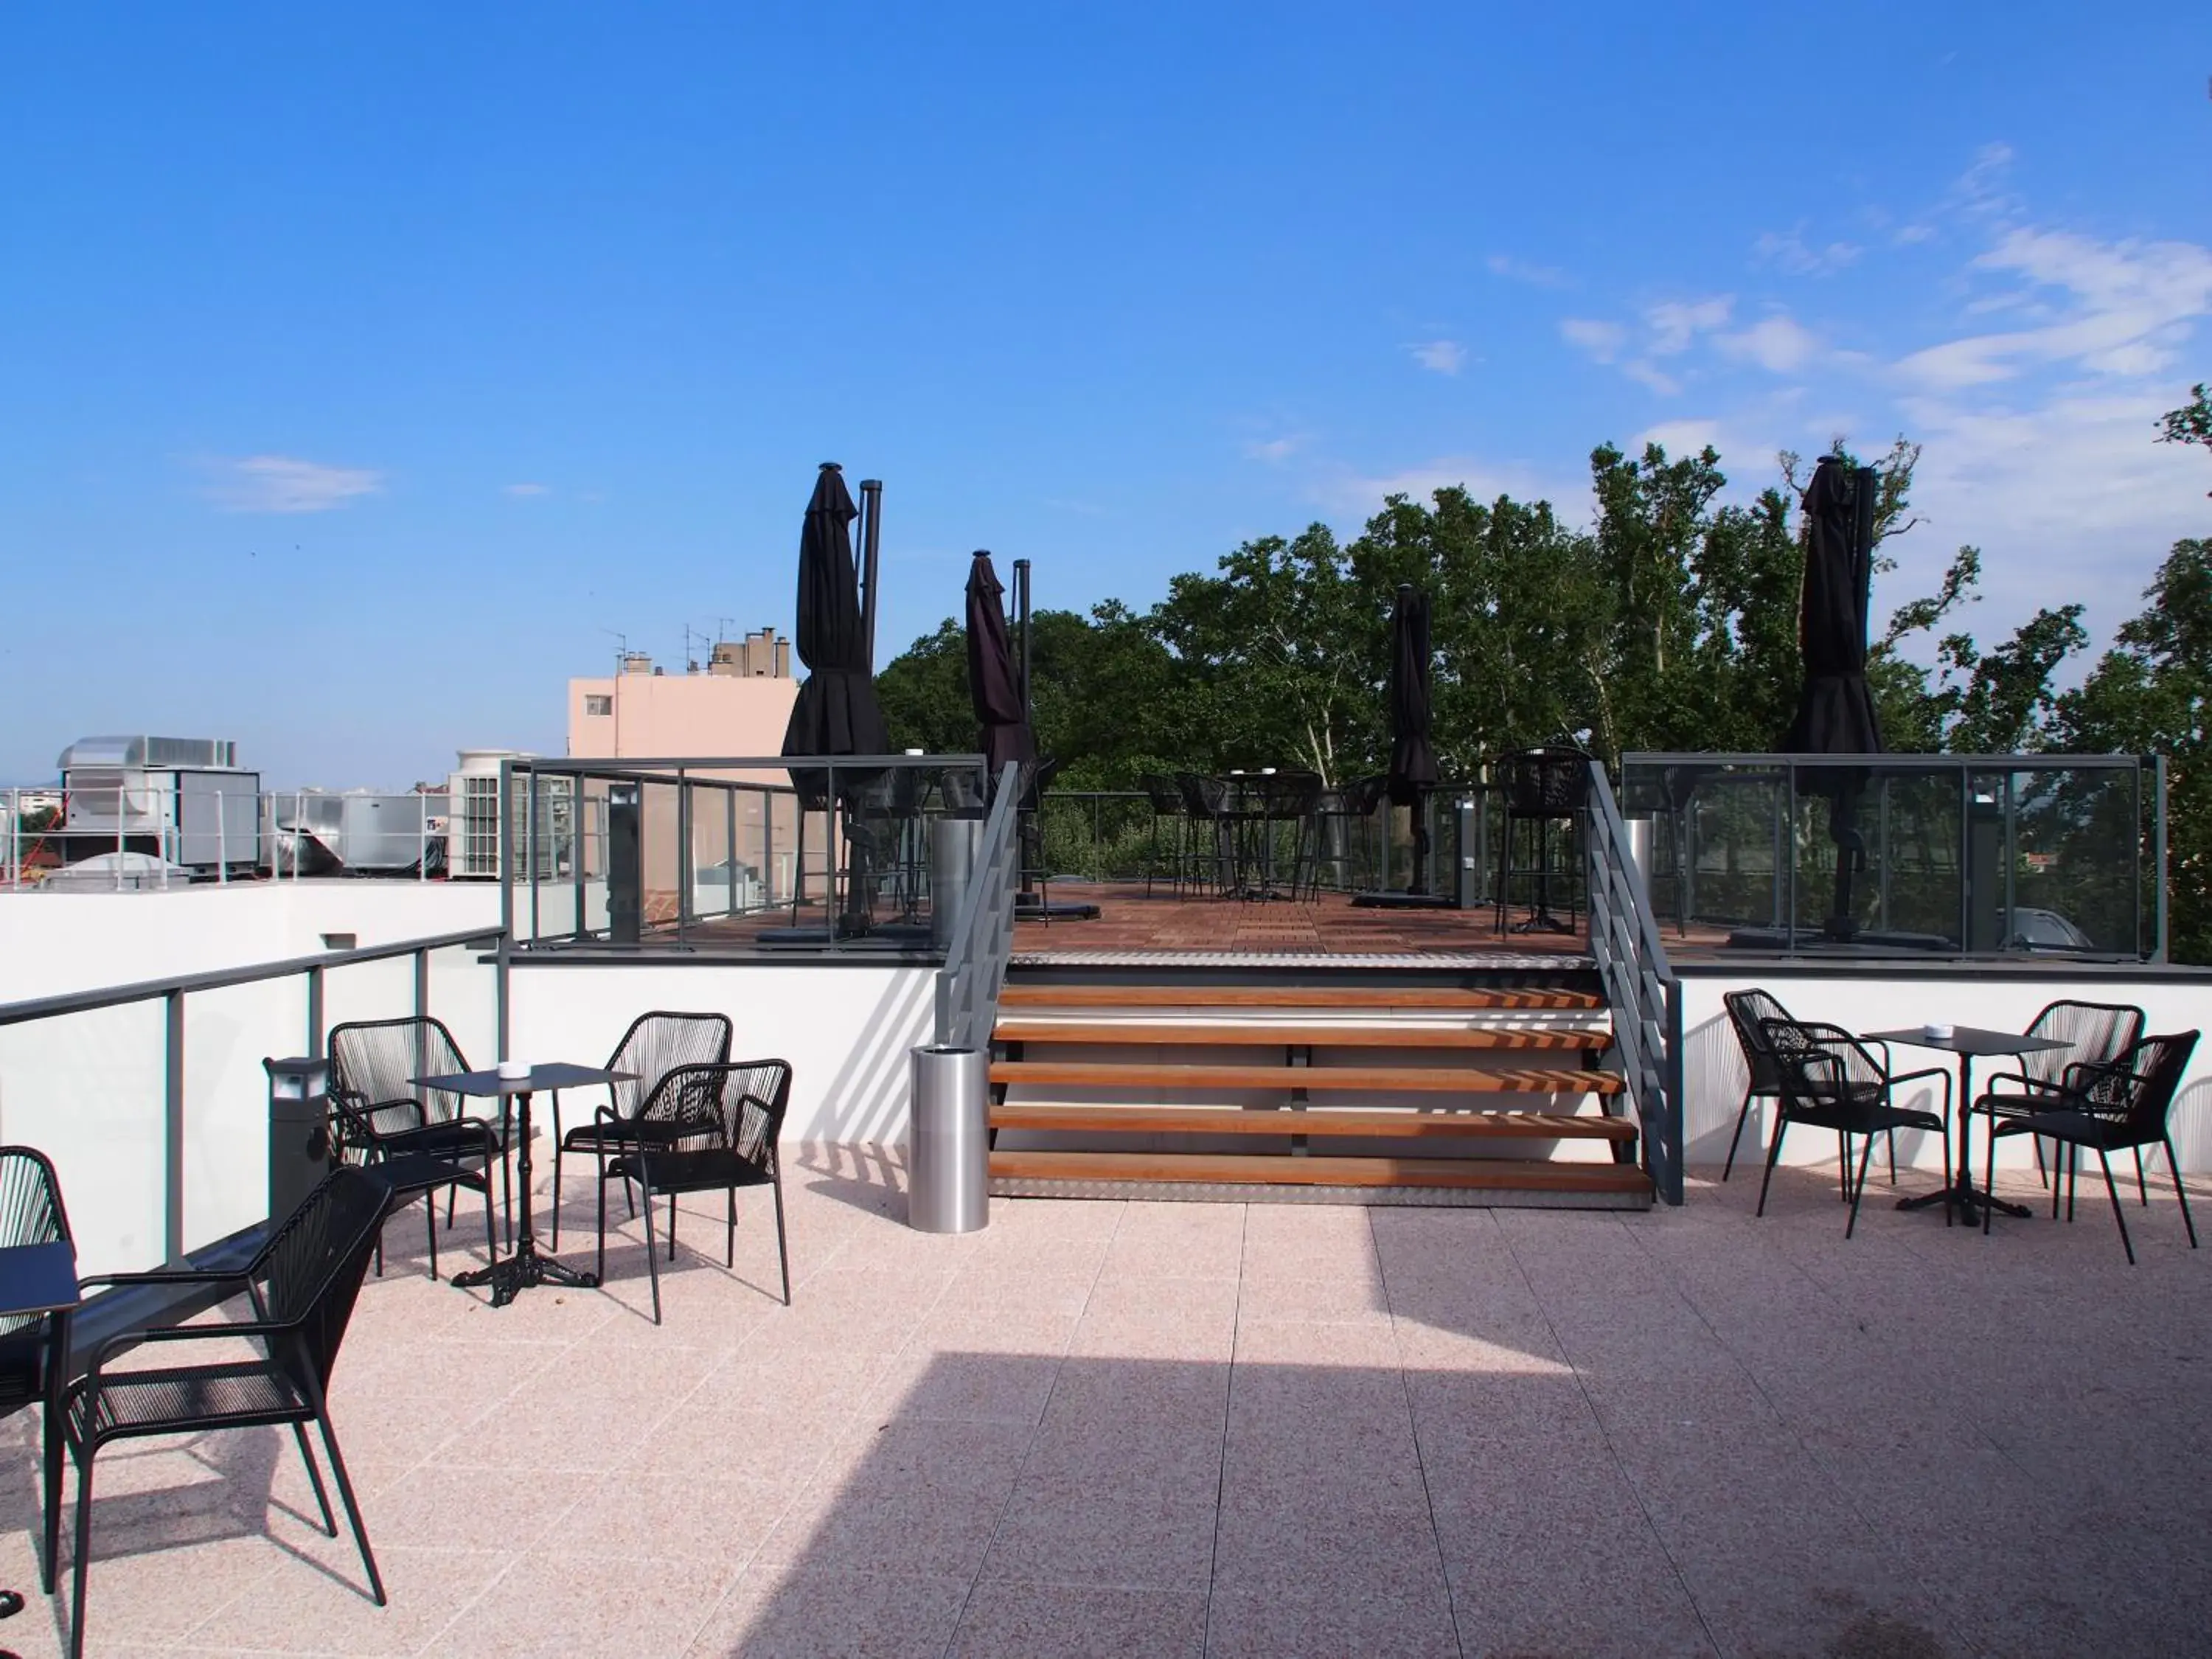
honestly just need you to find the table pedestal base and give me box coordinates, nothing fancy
[451,1238,598,1309]
[1897,1180,2032,1223]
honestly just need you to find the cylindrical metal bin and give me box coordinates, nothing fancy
[1623,816,1655,897]
[909,1044,990,1233]
[930,818,984,950]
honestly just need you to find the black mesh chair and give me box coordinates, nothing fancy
[1494,745,1591,934]
[549,1010,734,1248]
[327,1017,502,1279]
[64,1167,393,1659]
[1138,774,1189,897]
[1758,1018,1952,1238]
[1724,992,1904,1192]
[1720,990,1795,1182]
[597,1060,794,1324]
[1972,1000,2146,1191]
[1312,774,1388,897]
[0,1147,72,1599]
[1983,1031,2199,1262]
[1175,773,1233,897]
[1252,771,1324,901]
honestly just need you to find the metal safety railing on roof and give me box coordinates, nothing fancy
[934,764,1022,1051]
[1585,760,1685,1206]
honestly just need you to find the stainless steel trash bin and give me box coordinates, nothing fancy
[931,818,984,950]
[909,1044,989,1233]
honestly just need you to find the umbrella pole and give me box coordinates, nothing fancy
[1826,787,1864,942]
[859,478,883,671]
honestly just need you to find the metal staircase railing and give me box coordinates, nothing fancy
[1585,760,1685,1204]
[934,762,1023,1051]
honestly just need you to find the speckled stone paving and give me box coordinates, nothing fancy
[1,1147,2206,1656]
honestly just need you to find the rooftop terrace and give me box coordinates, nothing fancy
[2,1151,2205,1656]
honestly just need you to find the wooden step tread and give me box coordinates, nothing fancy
[993,1020,1611,1051]
[991,1104,1635,1140]
[989,1148,1652,1193]
[1000,984,1604,1012]
[990,1060,1624,1094]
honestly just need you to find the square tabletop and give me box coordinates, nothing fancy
[413,1063,636,1096]
[0,1239,81,1320]
[1863,1026,2073,1058]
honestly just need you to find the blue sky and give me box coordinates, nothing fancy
[3,3,2208,785]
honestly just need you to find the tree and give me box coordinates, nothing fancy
[2158,381,2212,487]
[2058,539,2212,960]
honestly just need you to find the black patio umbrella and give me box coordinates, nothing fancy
[782,462,888,759]
[782,462,889,928]
[1386,584,1441,892]
[1781,453,1884,941]
[964,551,1034,792]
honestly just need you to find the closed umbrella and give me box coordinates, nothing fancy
[964,551,1034,790]
[781,462,889,931]
[782,462,888,759]
[1387,584,1441,892]
[1782,453,1883,941]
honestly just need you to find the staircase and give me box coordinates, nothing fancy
[986,966,1652,1207]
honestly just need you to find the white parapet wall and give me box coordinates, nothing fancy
[1677,966,2212,1176]
[0,881,505,1277]
[504,960,939,1150]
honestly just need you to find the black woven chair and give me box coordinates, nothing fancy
[327,1017,502,1280]
[1253,771,1324,901]
[64,1166,393,1659]
[1758,1018,1952,1238]
[1983,1031,2199,1263]
[1174,773,1234,897]
[1720,990,1795,1182]
[1138,774,1188,897]
[549,1010,734,1248]
[597,1060,793,1324]
[1972,999,2145,1192]
[1494,745,1591,934]
[0,1147,73,1599]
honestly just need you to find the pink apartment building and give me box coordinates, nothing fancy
[566,630,798,779]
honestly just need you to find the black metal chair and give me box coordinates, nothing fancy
[327,1017,502,1280]
[1972,999,2146,1192]
[1494,745,1591,934]
[1723,992,1903,1193]
[1175,773,1233,897]
[1252,771,1324,900]
[1983,1031,2200,1263]
[1312,774,1388,897]
[1138,773,1189,897]
[64,1167,393,1659]
[597,1060,794,1324]
[1758,1018,1952,1238]
[549,1010,734,1248]
[1720,989,1795,1182]
[0,1147,72,1600]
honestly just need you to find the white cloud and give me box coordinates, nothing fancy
[1895,228,2212,389]
[1242,434,1306,464]
[503,481,551,498]
[1718,313,1822,374]
[1486,253,1568,288]
[1753,227,1862,276]
[204,455,383,514]
[1308,453,1594,524]
[1560,318,1627,362]
[1408,339,1467,375]
[1646,296,1734,356]
[1621,359,1683,397]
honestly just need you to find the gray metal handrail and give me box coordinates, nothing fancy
[1585,761,1685,1206]
[934,763,1023,1051]
[0,924,506,1264]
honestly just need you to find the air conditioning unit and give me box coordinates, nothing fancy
[444,751,571,881]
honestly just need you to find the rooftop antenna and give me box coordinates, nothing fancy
[715,616,737,645]
[683,623,709,674]
[602,628,629,669]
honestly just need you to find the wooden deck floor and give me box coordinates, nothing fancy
[1014,883,1593,958]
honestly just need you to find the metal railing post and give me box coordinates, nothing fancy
[414,947,430,1020]
[165,990,186,1264]
[306,964,325,1060]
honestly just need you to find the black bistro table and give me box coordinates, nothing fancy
[0,1239,79,1646]
[1865,1026,2070,1225]
[412,1063,633,1307]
